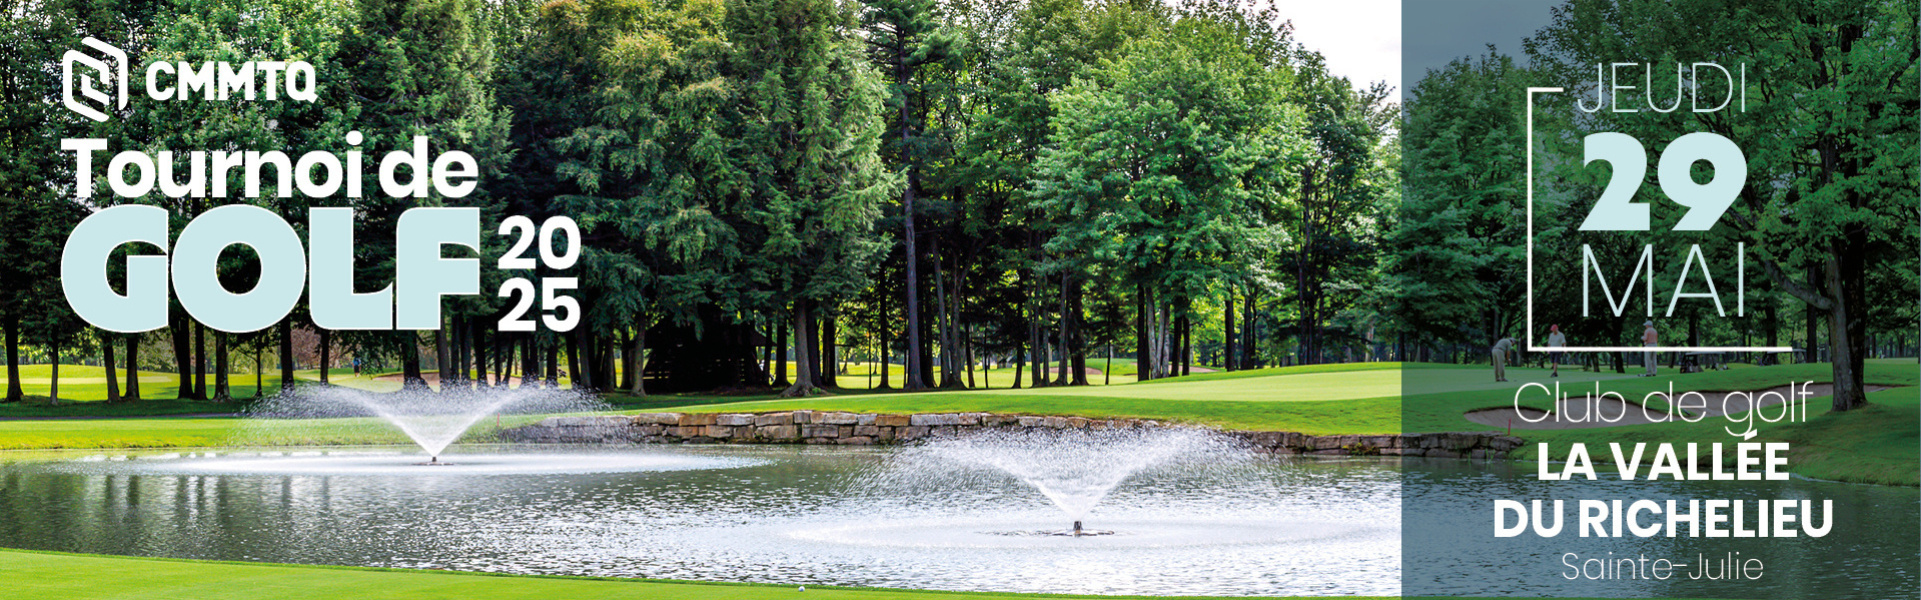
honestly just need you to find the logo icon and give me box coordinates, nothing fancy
[62,37,127,122]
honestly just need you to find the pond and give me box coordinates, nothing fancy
[2,445,1907,598]
[0,445,1398,597]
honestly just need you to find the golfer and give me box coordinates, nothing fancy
[1491,333,1515,382]
[1546,325,1566,377]
[1641,320,1659,377]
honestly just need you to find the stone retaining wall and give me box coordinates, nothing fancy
[502,411,1525,459]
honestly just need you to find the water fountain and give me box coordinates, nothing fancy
[872,427,1247,535]
[241,384,609,464]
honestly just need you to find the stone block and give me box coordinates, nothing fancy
[1043,416,1068,428]
[703,425,734,438]
[635,425,665,436]
[755,412,794,427]
[910,413,961,426]
[802,424,840,438]
[856,413,877,425]
[715,414,756,427]
[854,425,881,437]
[875,427,897,442]
[1017,416,1045,427]
[875,414,911,427]
[668,426,702,438]
[632,413,681,425]
[899,426,930,440]
[821,412,861,425]
[758,425,799,440]
[956,413,982,425]
[792,410,817,424]
[677,413,718,426]
[837,436,876,445]
[1065,417,1090,428]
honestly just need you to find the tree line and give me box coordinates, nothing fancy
[0,0,1911,407]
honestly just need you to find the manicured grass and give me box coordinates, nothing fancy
[639,364,1406,434]
[0,365,284,407]
[0,549,1356,600]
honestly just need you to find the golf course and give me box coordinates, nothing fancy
[0,359,1914,599]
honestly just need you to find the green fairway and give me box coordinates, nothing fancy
[0,549,1357,600]
[639,362,1409,433]
[0,363,285,407]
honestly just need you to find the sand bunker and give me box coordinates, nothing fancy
[1463,383,1895,430]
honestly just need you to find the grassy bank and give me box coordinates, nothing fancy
[0,549,1353,600]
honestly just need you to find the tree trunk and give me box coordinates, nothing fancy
[1012,342,1025,389]
[124,334,141,401]
[253,345,263,399]
[1134,283,1150,382]
[544,335,559,387]
[319,329,332,385]
[1224,293,1237,371]
[1029,309,1046,388]
[877,291,892,390]
[103,331,120,402]
[278,319,295,393]
[1069,278,1087,386]
[213,332,229,401]
[453,315,469,387]
[522,334,539,389]
[821,310,839,388]
[600,333,617,391]
[773,315,790,387]
[194,322,207,399]
[619,329,635,392]
[781,302,822,397]
[3,314,19,402]
[1804,264,1819,363]
[473,319,489,387]
[401,333,426,390]
[47,337,59,406]
[641,325,656,396]
[1242,294,1257,369]
[500,333,517,388]
[173,315,196,399]
[1105,343,1113,385]
[433,325,448,386]
[903,186,926,390]
[1823,247,1868,411]
[1055,274,1068,386]
[1167,313,1183,375]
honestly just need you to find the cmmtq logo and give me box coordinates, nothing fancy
[62,37,127,123]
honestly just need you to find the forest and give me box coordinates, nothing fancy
[0,0,1912,404]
